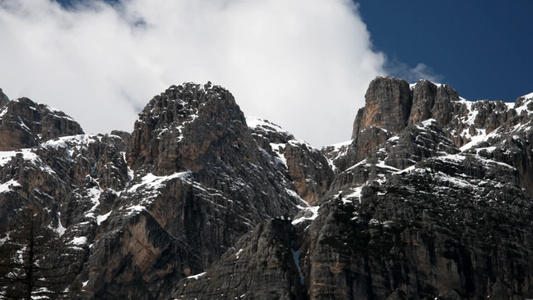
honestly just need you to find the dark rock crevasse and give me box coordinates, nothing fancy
[172,218,307,300]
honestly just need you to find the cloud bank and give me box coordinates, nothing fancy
[0,0,389,146]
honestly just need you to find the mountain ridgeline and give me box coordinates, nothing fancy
[0,77,532,299]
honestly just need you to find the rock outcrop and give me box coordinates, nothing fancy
[172,218,306,300]
[247,117,334,205]
[336,77,515,172]
[0,97,84,151]
[300,154,533,299]
[175,78,533,299]
[1,79,533,300]
[353,76,412,136]
[80,83,306,299]
[0,88,8,107]
[128,83,253,175]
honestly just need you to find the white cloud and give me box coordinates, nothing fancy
[385,60,444,84]
[0,0,385,146]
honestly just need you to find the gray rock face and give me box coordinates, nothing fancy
[110,130,131,148]
[329,119,460,193]
[302,150,533,299]
[1,79,533,300]
[353,76,412,137]
[0,97,84,150]
[314,82,533,299]
[127,83,255,175]
[176,78,533,299]
[0,88,8,107]
[172,218,306,300]
[82,83,304,299]
[247,117,334,205]
[334,77,514,172]
[0,132,130,298]
[284,141,334,205]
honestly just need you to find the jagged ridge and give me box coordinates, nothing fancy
[1,77,532,299]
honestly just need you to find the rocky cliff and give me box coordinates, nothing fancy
[0,89,8,107]
[0,97,84,151]
[1,77,532,299]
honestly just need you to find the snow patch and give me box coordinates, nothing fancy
[325,139,352,149]
[0,107,8,119]
[122,152,134,181]
[126,205,146,216]
[475,146,497,154]
[68,236,87,245]
[56,212,66,236]
[42,134,97,151]
[439,154,467,162]
[45,104,76,121]
[286,188,307,204]
[514,97,533,116]
[0,179,20,194]
[270,143,287,167]
[521,92,533,100]
[235,248,243,259]
[409,80,443,90]
[459,129,489,151]
[344,187,363,203]
[97,211,112,225]
[421,118,437,127]
[322,139,352,171]
[187,272,206,280]
[83,185,103,220]
[0,149,40,167]
[375,159,400,172]
[292,206,319,225]
[434,171,472,189]
[128,171,192,193]
[246,116,289,135]
[388,135,400,142]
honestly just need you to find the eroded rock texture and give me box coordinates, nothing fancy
[81,83,305,299]
[0,97,83,150]
[0,88,8,107]
[172,218,306,300]
[176,78,533,300]
[1,78,533,300]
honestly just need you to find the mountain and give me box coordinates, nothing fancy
[0,77,532,299]
[0,94,83,151]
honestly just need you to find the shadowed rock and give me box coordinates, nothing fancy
[0,88,8,107]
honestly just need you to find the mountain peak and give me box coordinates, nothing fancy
[0,96,83,151]
[0,88,8,107]
[127,81,253,174]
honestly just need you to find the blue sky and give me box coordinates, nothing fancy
[1,0,531,146]
[357,0,533,102]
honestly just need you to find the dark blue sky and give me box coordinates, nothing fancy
[356,0,533,102]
